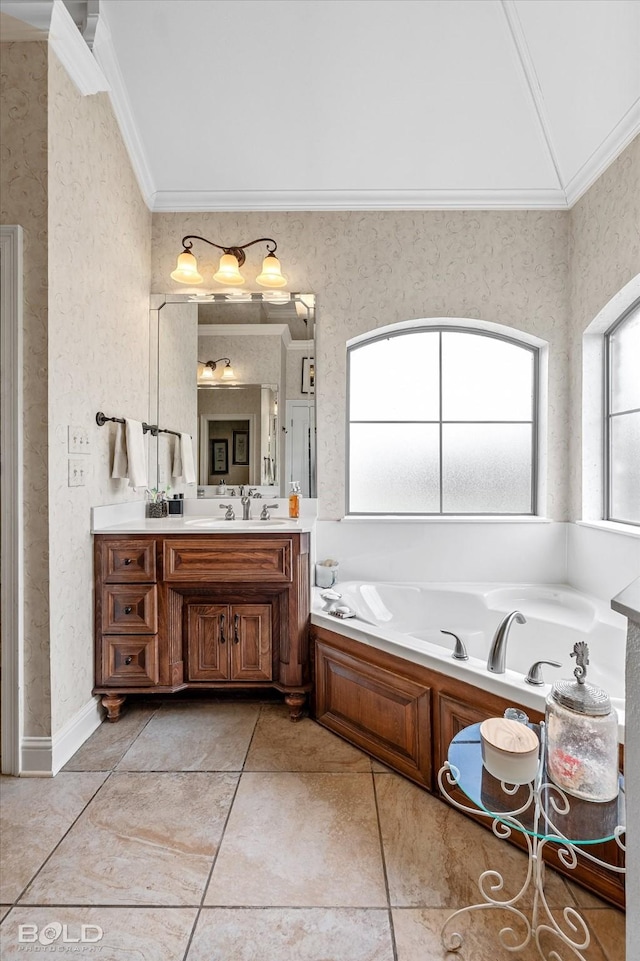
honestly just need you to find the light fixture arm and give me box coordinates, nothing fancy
[180,235,278,268]
[199,357,232,371]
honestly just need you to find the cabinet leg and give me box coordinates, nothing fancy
[101,694,126,723]
[284,692,306,721]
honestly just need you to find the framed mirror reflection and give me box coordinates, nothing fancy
[149,292,316,498]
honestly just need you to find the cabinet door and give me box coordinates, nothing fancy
[314,631,432,788]
[187,604,230,680]
[229,605,272,681]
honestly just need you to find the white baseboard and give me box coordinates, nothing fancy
[20,737,54,777]
[20,697,104,776]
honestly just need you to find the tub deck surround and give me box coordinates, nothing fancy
[311,624,626,910]
[311,581,627,736]
[310,580,627,909]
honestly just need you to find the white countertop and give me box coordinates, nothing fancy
[91,498,316,534]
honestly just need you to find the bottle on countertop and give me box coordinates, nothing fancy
[289,481,300,518]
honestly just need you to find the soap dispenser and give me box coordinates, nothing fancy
[545,641,618,802]
[288,482,300,518]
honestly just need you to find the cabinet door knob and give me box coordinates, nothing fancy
[124,606,132,615]
[234,613,240,644]
[124,558,132,565]
[219,613,226,644]
[124,655,133,665]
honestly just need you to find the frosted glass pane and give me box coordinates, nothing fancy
[350,332,439,421]
[610,412,640,524]
[442,332,534,421]
[442,424,532,513]
[610,306,640,413]
[349,424,439,512]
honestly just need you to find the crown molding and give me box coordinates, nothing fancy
[49,0,108,95]
[91,7,155,207]
[564,100,640,208]
[151,187,569,212]
[199,324,291,344]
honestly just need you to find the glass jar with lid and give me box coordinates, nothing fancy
[545,641,619,803]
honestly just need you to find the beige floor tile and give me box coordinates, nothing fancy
[0,906,196,960]
[20,772,238,906]
[116,700,259,771]
[63,703,158,771]
[393,906,609,961]
[205,772,387,907]
[0,908,10,923]
[245,705,372,772]
[0,772,107,903]
[375,772,572,909]
[393,906,538,961]
[187,907,394,961]
[583,908,626,961]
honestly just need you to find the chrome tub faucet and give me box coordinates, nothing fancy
[487,611,526,674]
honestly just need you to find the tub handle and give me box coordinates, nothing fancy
[441,630,468,661]
[525,659,562,686]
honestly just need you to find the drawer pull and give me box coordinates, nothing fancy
[219,613,226,644]
[124,655,133,665]
[124,606,132,615]
[234,613,240,644]
[124,558,132,565]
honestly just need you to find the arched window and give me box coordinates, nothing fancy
[347,323,540,515]
[604,301,640,526]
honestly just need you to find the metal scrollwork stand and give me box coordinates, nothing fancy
[438,725,625,961]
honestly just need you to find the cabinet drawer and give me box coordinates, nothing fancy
[102,540,156,583]
[102,585,157,634]
[102,636,159,686]
[164,538,292,582]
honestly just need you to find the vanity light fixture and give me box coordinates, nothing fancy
[171,235,287,288]
[198,357,236,381]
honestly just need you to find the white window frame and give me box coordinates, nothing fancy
[346,317,548,518]
[603,300,640,527]
[581,276,640,534]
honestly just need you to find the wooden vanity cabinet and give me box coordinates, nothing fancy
[94,532,310,721]
[311,626,625,910]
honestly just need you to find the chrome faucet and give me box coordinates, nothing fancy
[241,495,251,520]
[487,611,526,674]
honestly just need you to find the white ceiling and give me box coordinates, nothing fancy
[6,0,640,210]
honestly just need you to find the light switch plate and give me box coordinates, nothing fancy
[68,459,87,486]
[68,425,90,454]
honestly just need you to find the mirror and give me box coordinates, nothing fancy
[149,292,316,498]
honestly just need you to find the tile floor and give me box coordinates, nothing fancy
[0,698,625,960]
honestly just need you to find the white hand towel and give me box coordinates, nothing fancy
[111,423,128,479]
[171,435,183,478]
[125,419,147,489]
[180,432,196,484]
[111,419,147,489]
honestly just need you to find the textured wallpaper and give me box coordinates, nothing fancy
[0,42,52,737]
[47,52,151,735]
[152,210,570,519]
[568,136,640,519]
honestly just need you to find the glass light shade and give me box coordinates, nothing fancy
[256,253,287,288]
[221,363,236,380]
[170,251,203,285]
[198,363,215,383]
[213,253,245,286]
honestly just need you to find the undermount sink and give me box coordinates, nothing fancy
[184,518,289,528]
